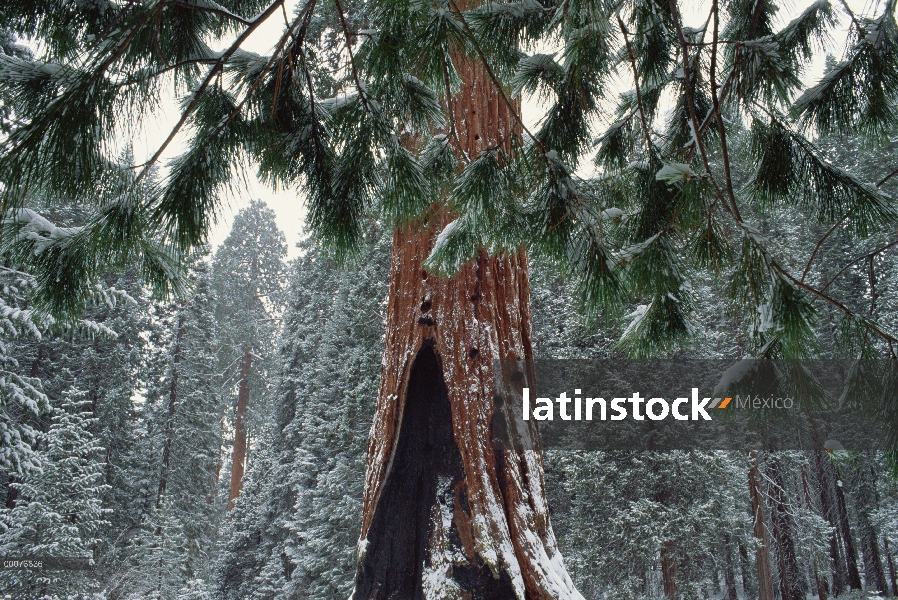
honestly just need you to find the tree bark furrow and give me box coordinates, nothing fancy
[354,36,580,600]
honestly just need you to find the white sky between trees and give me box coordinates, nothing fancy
[130,0,866,259]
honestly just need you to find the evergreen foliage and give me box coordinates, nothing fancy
[217,228,388,598]
[119,258,225,599]
[212,200,287,371]
[0,389,110,599]
[1,0,894,369]
[210,200,287,511]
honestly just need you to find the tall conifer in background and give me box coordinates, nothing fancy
[215,229,387,598]
[122,259,223,599]
[211,200,286,510]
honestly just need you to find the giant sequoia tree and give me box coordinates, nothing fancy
[211,200,286,510]
[2,0,898,597]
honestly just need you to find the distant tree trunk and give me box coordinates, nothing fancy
[723,535,739,600]
[861,530,889,596]
[816,570,829,600]
[816,449,848,595]
[802,462,828,600]
[883,536,898,597]
[157,313,184,511]
[660,540,678,599]
[228,350,252,511]
[352,54,581,600]
[749,452,775,600]
[854,460,888,595]
[833,465,863,590]
[655,484,678,599]
[768,456,806,600]
[738,541,754,597]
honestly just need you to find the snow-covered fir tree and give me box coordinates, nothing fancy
[0,389,110,599]
[217,228,389,599]
[0,265,50,483]
[121,259,224,599]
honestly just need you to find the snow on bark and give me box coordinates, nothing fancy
[353,54,581,599]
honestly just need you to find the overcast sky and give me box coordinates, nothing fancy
[129,0,872,258]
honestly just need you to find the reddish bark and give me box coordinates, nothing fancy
[228,351,251,511]
[352,57,580,599]
[749,452,775,600]
[661,540,678,599]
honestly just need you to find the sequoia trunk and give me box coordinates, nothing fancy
[352,57,581,600]
[661,540,678,599]
[749,452,775,600]
[228,350,251,511]
[768,456,806,600]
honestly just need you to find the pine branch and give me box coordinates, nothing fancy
[667,0,732,216]
[692,0,825,141]
[298,41,324,174]
[739,222,898,346]
[819,238,898,295]
[781,267,898,345]
[210,0,316,140]
[617,17,653,152]
[334,0,370,114]
[877,165,898,187]
[2,199,182,317]
[837,0,864,34]
[124,56,221,86]
[511,53,564,103]
[775,0,834,63]
[748,113,898,236]
[85,6,160,89]
[172,0,253,26]
[798,151,898,282]
[708,0,741,221]
[134,0,286,183]
[793,4,898,135]
[800,214,848,283]
[442,57,468,163]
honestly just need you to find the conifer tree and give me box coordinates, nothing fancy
[0,389,110,599]
[0,266,50,484]
[211,200,287,510]
[217,228,388,598]
[123,258,224,598]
